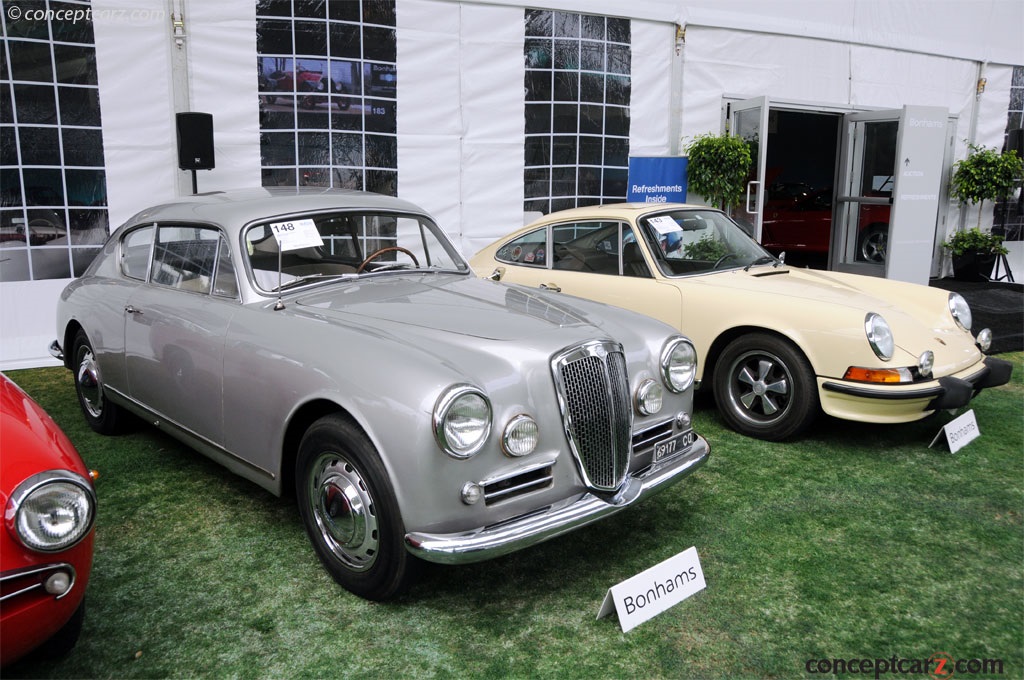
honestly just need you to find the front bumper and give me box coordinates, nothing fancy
[819,356,1013,420]
[404,435,709,565]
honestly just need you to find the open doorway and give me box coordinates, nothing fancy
[759,110,842,269]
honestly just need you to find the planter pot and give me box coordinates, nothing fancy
[951,252,997,282]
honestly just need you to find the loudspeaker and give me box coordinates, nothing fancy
[176,112,215,170]
[1006,128,1024,157]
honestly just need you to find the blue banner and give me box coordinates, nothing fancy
[627,157,688,204]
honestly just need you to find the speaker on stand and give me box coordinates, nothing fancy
[175,112,215,194]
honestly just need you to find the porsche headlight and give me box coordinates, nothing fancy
[948,292,972,331]
[661,337,697,393]
[433,385,492,459]
[865,313,894,361]
[7,470,96,553]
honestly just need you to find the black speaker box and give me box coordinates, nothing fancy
[176,112,215,170]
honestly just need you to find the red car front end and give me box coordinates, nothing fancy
[0,373,96,668]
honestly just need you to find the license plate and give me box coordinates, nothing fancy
[654,430,695,462]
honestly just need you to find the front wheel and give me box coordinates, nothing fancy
[296,414,418,601]
[712,333,818,441]
[71,329,124,435]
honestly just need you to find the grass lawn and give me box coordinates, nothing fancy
[4,353,1022,679]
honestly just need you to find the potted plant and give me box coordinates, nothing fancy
[949,142,1022,228]
[940,227,1009,281]
[684,132,752,210]
[944,143,1021,281]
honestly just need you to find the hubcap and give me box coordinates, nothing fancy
[308,453,378,572]
[76,348,104,418]
[728,352,792,424]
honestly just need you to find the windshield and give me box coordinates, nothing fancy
[245,210,468,292]
[638,209,776,277]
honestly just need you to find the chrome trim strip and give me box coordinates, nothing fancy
[0,563,78,602]
[405,435,709,564]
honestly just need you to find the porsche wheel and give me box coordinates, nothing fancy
[72,329,124,435]
[296,414,418,601]
[713,333,818,441]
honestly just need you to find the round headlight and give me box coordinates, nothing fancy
[635,378,664,416]
[502,415,539,457]
[661,338,697,393]
[948,293,972,331]
[7,471,96,553]
[433,385,492,459]
[865,313,894,361]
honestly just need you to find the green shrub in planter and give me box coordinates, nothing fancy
[949,142,1022,228]
[940,227,1009,281]
[684,133,752,209]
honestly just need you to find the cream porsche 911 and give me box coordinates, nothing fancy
[471,203,1011,441]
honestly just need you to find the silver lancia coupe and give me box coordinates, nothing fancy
[50,188,709,600]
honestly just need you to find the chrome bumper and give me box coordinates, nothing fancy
[404,436,710,565]
[49,339,64,362]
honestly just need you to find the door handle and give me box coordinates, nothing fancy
[539,283,561,292]
[746,180,761,214]
[487,267,505,281]
[125,305,143,315]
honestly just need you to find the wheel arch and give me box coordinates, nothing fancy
[703,325,810,392]
[279,399,368,500]
[60,320,85,370]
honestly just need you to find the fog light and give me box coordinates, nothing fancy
[976,328,992,352]
[502,415,539,457]
[635,379,663,416]
[461,482,483,505]
[44,571,72,596]
[917,350,934,378]
[675,411,691,430]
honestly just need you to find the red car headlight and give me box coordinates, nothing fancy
[6,470,96,553]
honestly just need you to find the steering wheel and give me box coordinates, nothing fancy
[356,246,419,273]
[712,253,738,269]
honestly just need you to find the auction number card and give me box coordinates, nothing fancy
[269,219,323,251]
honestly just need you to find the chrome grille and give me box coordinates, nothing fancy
[551,340,632,492]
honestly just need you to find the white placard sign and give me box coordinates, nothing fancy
[929,409,980,454]
[269,218,323,251]
[597,546,706,633]
[647,215,680,236]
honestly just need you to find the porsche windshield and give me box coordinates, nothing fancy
[245,211,468,292]
[639,209,776,276]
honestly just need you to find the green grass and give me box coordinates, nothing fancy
[4,354,1022,679]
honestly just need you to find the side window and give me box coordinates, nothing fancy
[151,226,221,294]
[120,226,154,281]
[552,221,620,275]
[495,227,548,267]
[212,236,239,298]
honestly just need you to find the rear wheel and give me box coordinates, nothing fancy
[72,329,124,435]
[713,333,818,441]
[296,414,418,600]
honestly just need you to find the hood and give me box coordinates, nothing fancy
[291,274,603,341]
[692,267,907,314]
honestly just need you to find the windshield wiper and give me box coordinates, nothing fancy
[270,273,356,292]
[744,255,780,272]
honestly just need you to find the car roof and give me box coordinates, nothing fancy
[526,202,717,225]
[120,188,430,234]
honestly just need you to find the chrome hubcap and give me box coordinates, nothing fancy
[308,453,378,571]
[76,348,103,418]
[730,352,791,423]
